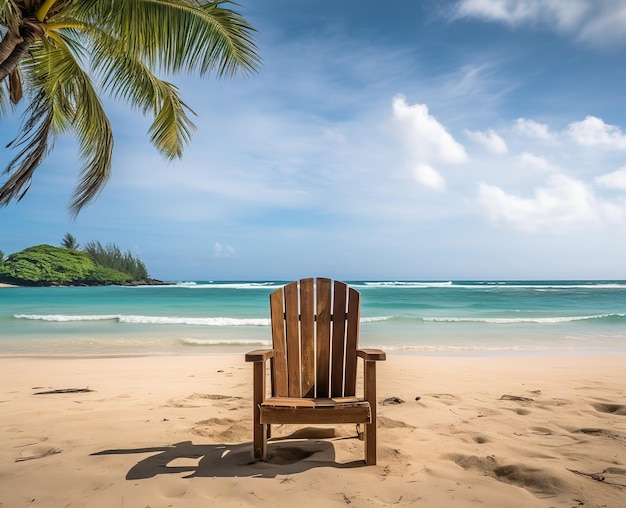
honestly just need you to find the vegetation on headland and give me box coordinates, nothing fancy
[0,237,159,286]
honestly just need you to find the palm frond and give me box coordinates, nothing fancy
[0,0,23,30]
[2,0,260,213]
[70,0,260,77]
[197,0,260,77]
[89,28,196,159]
[0,77,10,116]
[17,34,114,214]
[0,90,54,206]
[148,82,195,159]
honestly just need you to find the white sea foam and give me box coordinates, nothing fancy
[122,281,281,289]
[118,316,271,326]
[356,281,626,290]
[359,281,453,288]
[462,283,626,290]
[14,314,271,326]
[360,316,393,323]
[14,314,119,322]
[422,314,623,324]
[181,338,271,346]
[15,314,393,325]
[175,282,279,289]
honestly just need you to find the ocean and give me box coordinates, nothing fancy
[1,280,625,357]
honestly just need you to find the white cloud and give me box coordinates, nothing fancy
[567,116,626,149]
[595,166,626,190]
[520,152,555,171]
[214,242,236,258]
[577,3,626,47]
[392,95,466,191]
[514,118,553,140]
[455,0,588,29]
[412,163,446,191]
[465,128,508,154]
[478,174,598,231]
[454,0,626,48]
[392,95,468,164]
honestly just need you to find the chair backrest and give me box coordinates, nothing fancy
[269,278,360,399]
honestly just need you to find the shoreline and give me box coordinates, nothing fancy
[0,346,626,361]
[1,353,624,507]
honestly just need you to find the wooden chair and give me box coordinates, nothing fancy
[245,278,386,465]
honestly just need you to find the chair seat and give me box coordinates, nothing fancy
[260,397,371,424]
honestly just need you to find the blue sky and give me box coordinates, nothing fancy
[3,0,626,281]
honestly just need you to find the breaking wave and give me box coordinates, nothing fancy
[422,314,625,324]
[14,314,271,326]
[14,314,394,326]
[181,338,272,346]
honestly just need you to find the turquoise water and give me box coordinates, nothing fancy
[1,281,625,356]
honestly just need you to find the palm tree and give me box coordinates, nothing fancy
[61,232,79,250]
[0,0,259,214]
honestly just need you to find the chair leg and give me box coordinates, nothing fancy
[364,360,377,465]
[252,361,268,460]
[365,420,377,465]
[253,419,267,460]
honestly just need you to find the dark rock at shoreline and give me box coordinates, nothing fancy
[119,278,170,286]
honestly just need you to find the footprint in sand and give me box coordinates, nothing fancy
[591,403,626,415]
[492,464,561,496]
[428,393,459,400]
[537,398,571,407]
[266,446,319,465]
[191,417,248,441]
[448,454,561,497]
[473,435,490,444]
[165,393,243,409]
[572,428,626,443]
[377,416,416,429]
[426,393,460,407]
[188,393,242,401]
[15,446,62,462]
[529,426,554,435]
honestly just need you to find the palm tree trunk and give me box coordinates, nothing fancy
[0,26,37,83]
[0,30,23,63]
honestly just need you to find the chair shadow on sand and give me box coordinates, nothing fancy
[91,427,363,480]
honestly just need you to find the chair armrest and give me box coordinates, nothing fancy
[357,348,386,361]
[245,349,275,362]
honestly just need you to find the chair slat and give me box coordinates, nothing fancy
[270,289,288,397]
[284,280,301,397]
[300,278,316,398]
[344,288,360,395]
[315,278,332,398]
[331,281,347,397]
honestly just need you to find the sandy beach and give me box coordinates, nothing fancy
[0,354,624,507]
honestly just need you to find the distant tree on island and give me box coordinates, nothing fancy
[83,241,148,281]
[0,1,259,215]
[61,233,80,250]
